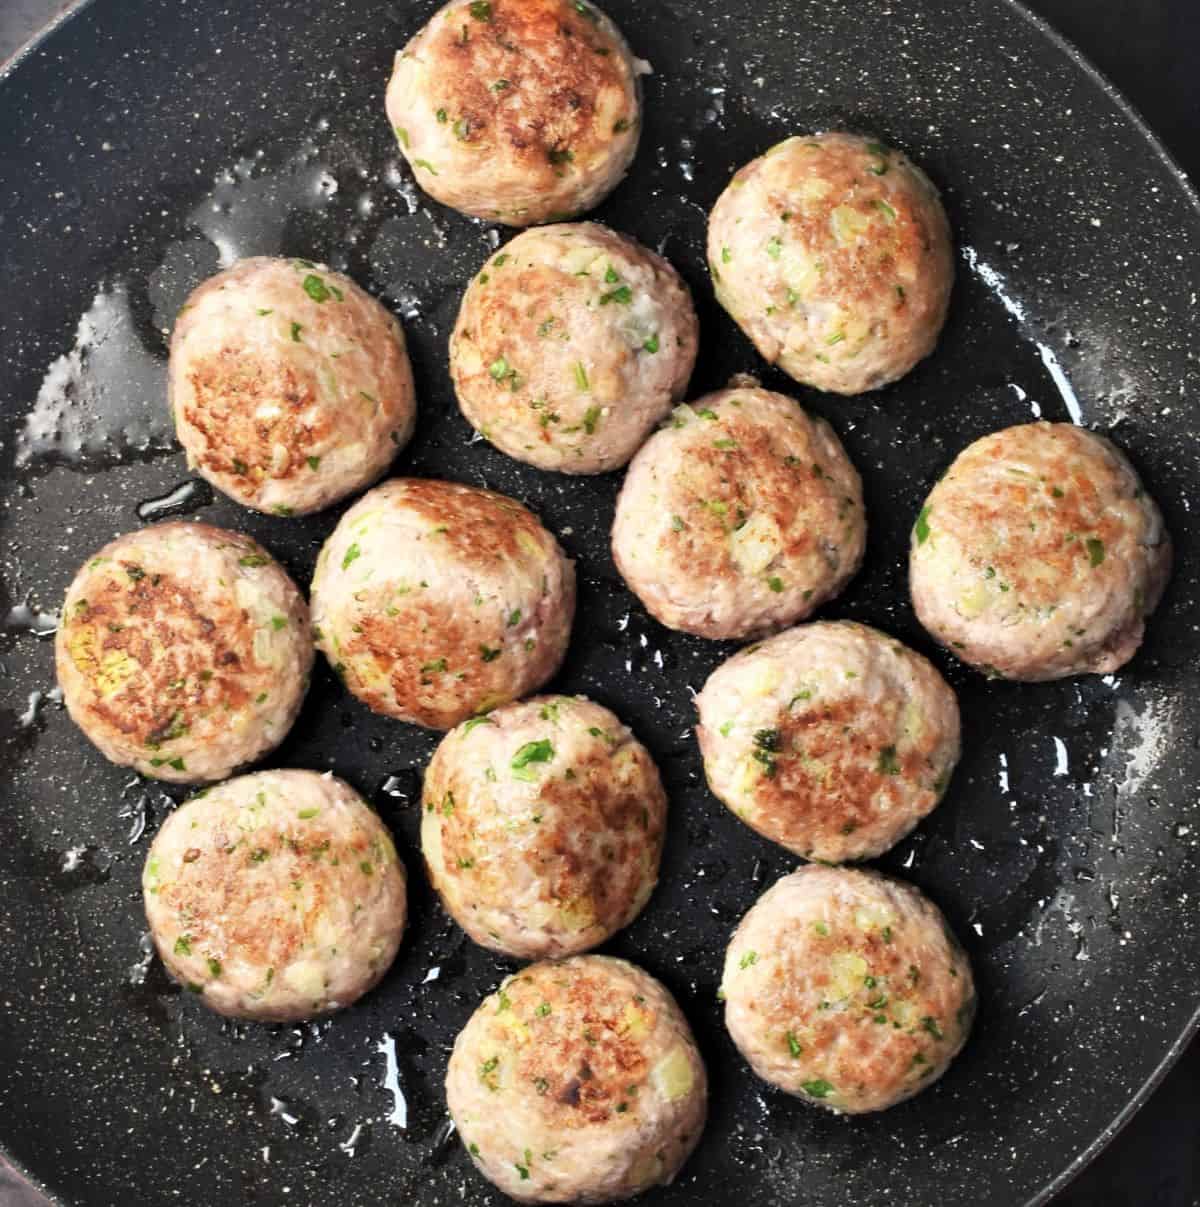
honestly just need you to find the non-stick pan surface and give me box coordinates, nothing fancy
[1,0,1198,1204]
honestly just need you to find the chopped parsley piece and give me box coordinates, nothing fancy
[574,0,599,21]
[492,78,511,91]
[342,543,362,570]
[256,307,273,316]
[671,515,685,532]
[306,455,321,471]
[480,644,502,662]
[462,715,495,734]
[547,147,574,167]
[511,740,554,775]
[436,107,447,123]
[573,361,589,391]
[714,437,737,450]
[914,505,931,545]
[767,575,784,593]
[739,950,758,969]
[1086,537,1105,566]
[272,505,294,517]
[422,658,448,674]
[600,285,633,305]
[453,117,471,141]
[922,1016,944,1040]
[297,807,320,820]
[302,274,332,303]
[490,356,511,381]
[207,958,222,977]
[605,264,620,284]
[271,616,287,631]
[507,609,522,627]
[290,321,303,342]
[394,126,410,147]
[874,199,897,221]
[786,1031,803,1058]
[766,236,782,259]
[721,246,732,263]
[413,159,439,175]
[469,0,491,19]
[878,745,901,775]
[801,1079,833,1099]
[238,555,270,568]
[583,405,601,435]
[613,116,631,133]
[643,332,660,353]
[536,1002,552,1017]
[174,935,192,956]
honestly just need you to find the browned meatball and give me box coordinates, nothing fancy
[708,132,953,395]
[422,695,667,957]
[56,522,312,782]
[310,479,575,729]
[169,257,416,515]
[385,0,644,225]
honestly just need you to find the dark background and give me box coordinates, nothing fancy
[1,0,1198,1204]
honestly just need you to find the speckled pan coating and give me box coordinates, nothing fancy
[722,866,975,1113]
[143,769,406,1022]
[55,522,312,783]
[910,422,1172,681]
[696,621,960,863]
[310,478,575,728]
[422,695,667,957]
[4,0,1200,1205]
[385,0,644,225]
[708,132,953,395]
[450,224,698,473]
[169,256,416,516]
[447,956,707,1202]
[612,386,865,638]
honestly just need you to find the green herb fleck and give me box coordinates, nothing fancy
[914,505,931,545]
[174,935,192,956]
[801,1079,833,1099]
[739,950,758,969]
[878,745,901,775]
[1086,537,1105,566]
[786,1031,803,1058]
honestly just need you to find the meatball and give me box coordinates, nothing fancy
[721,866,975,1114]
[310,479,574,728]
[385,0,644,225]
[695,622,959,863]
[422,695,666,957]
[708,132,953,395]
[910,422,1172,680]
[143,770,406,1021]
[450,224,698,474]
[448,955,706,1203]
[611,385,865,639]
[55,522,312,783]
[169,256,416,516]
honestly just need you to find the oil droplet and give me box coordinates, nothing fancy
[136,478,215,522]
[4,601,60,639]
[17,281,172,472]
[376,1033,408,1129]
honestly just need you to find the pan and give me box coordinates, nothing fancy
[1,0,1198,1204]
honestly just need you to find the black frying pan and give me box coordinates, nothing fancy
[2,1,1199,1204]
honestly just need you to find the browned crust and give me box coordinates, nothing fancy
[423,0,635,193]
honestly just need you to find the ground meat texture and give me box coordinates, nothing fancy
[910,422,1172,681]
[707,131,953,395]
[143,770,406,1022]
[695,622,959,863]
[447,955,707,1203]
[385,0,644,225]
[611,385,865,639]
[55,522,312,783]
[422,696,666,957]
[450,224,698,474]
[310,479,575,728]
[722,866,975,1114]
[168,256,417,516]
